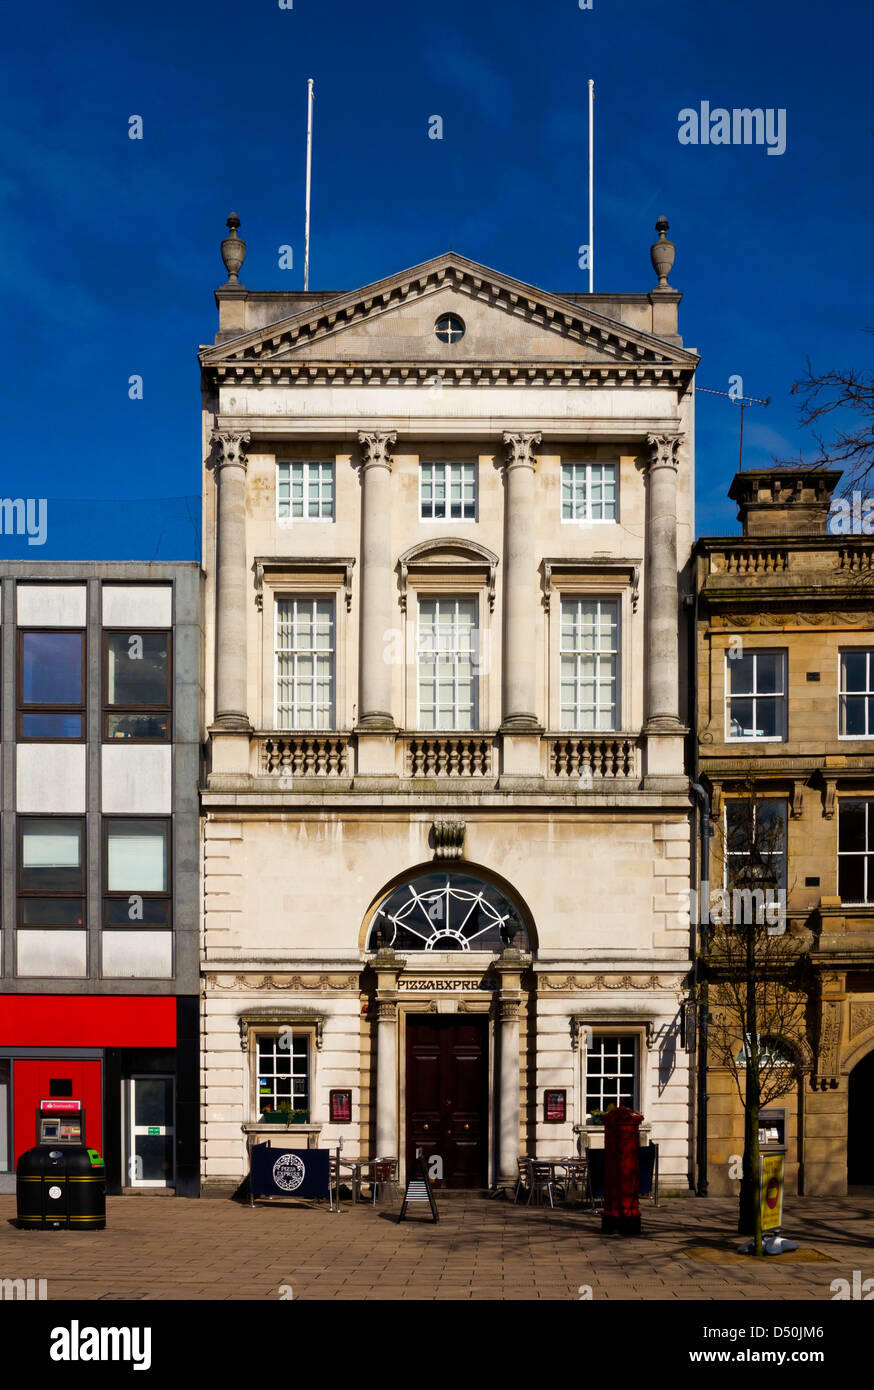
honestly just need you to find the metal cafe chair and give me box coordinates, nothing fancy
[563,1158,590,1206]
[369,1157,400,1207]
[513,1156,532,1204]
[527,1161,559,1209]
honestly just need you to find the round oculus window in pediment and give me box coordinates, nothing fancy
[435,313,465,345]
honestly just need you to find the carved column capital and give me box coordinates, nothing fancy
[211,430,251,471]
[358,430,397,471]
[645,432,682,471]
[375,999,397,1022]
[502,431,541,471]
[499,997,521,1022]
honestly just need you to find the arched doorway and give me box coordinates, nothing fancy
[365,870,532,1188]
[847,1050,874,1186]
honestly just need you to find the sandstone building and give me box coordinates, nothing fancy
[199,218,697,1192]
[695,468,874,1195]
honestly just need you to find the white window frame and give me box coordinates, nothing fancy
[839,648,874,740]
[584,1033,639,1119]
[559,596,620,731]
[560,462,618,524]
[416,596,478,731]
[277,461,335,522]
[274,596,335,730]
[419,462,477,522]
[723,798,788,894]
[725,649,787,742]
[255,1032,311,1118]
[837,798,874,906]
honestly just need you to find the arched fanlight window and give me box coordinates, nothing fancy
[735,1035,795,1067]
[367,872,528,953]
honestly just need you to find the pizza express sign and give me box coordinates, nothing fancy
[250,1144,330,1201]
[397,977,495,992]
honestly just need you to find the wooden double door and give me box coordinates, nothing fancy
[405,1016,489,1189]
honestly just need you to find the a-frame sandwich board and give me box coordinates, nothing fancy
[398,1149,439,1222]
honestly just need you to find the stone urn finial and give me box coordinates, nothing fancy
[221,212,246,286]
[650,215,675,288]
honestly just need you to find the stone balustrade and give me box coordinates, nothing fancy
[403,734,495,778]
[250,731,645,783]
[714,548,789,575]
[547,733,640,780]
[258,733,350,777]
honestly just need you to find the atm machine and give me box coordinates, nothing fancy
[36,1099,87,1147]
[16,1099,105,1230]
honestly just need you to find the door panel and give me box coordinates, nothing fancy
[406,1016,488,1188]
[129,1076,175,1187]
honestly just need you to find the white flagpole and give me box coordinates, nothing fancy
[304,78,315,291]
[588,79,594,294]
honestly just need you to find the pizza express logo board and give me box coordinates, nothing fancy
[272,1153,306,1193]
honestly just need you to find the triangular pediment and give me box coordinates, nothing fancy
[200,253,697,384]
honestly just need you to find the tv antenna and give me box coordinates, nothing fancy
[696,385,770,471]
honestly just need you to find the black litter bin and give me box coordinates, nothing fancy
[17,1145,105,1230]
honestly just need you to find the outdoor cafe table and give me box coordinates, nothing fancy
[531,1157,589,1202]
[337,1157,375,1203]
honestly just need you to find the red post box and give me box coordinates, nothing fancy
[602,1105,643,1235]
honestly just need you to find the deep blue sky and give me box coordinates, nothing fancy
[2,0,871,559]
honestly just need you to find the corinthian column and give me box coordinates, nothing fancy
[357,431,397,730]
[501,432,541,731]
[212,431,251,731]
[643,433,684,733]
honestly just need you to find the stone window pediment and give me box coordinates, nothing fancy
[238,1007,326,1051]
[398,538,498,613]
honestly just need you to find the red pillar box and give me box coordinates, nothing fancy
[601,1105,644,1235]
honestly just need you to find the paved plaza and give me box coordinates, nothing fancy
[1,1190,872,1301]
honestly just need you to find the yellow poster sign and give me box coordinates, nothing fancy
[760,1153,785,1232]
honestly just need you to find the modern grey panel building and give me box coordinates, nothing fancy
[0,562,202,1196]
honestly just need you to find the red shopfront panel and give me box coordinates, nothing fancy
[13,1059,103,1164]
[0,996,176,1048]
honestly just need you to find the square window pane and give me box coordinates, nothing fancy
[756,698,781,738]
[20,820,84,893]
[107,821,168,892]
[841,695,868,736]
[755,652,782,694]
[729,698,755,736]
[839,801,867,852]
[107,632,169,706]
[726,803,752,854]
[21,632,83,705]
[839,855,867,904]
[841,650,869,693]
[727,652,755,695]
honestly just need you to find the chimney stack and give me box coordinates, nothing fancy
[728,467,843,537]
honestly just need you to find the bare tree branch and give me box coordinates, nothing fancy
[780,332,874,493]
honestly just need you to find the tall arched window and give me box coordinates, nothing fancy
[367,872,528,953]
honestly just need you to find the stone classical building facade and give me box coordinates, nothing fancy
[199,219,696,1192]
[695,468,874,1195]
